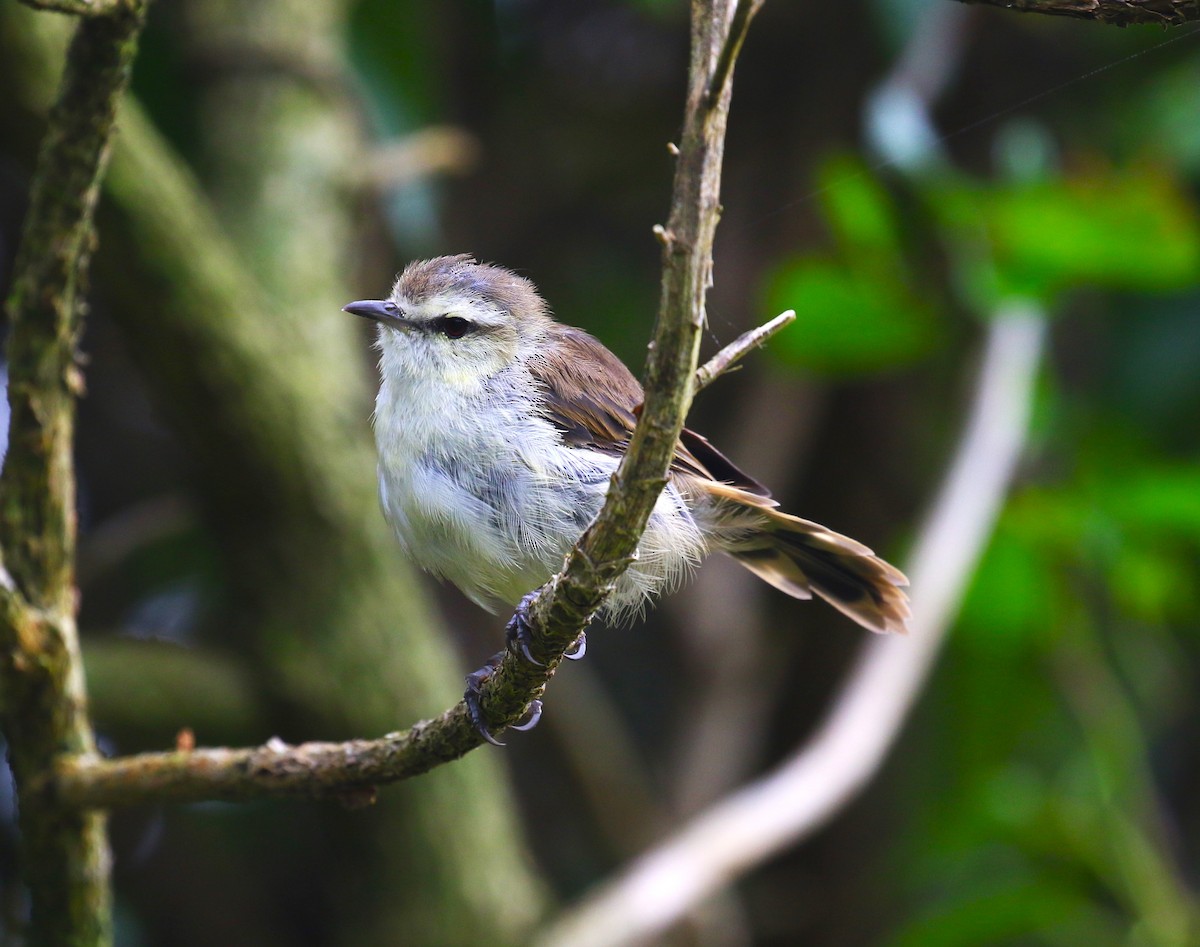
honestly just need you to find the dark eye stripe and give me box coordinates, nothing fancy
[429,316,474,339]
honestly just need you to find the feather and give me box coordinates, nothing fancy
[527,323,769,493]
[721,499,911,634]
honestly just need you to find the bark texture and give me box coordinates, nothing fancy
[0,4,148,945]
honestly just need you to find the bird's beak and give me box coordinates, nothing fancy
[343,299,403,324]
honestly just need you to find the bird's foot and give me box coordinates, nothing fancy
[464,653,506,746]
[464,652,543,747]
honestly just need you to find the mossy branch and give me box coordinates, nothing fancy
[0,2,148,944]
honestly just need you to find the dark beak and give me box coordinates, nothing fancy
[342,299,402,323]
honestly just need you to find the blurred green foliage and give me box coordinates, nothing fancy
[765,156,940,374]
[766,157,1200,375]
[933,165,1200,305]
[756,11,1200,946]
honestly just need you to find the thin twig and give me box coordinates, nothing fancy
[533,307,1046,947]
[707,0,765,106]
[951,0,1199,26]
[694,309,794,394]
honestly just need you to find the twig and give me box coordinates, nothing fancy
[951,0,1200,26]
[52,718,466,809]
[533,307,1047,947]
[359,126,481,189]
[694,309,795,393]
[0,2,149,943]
[707,0,765,105]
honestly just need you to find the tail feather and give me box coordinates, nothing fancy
[725,509,910,635]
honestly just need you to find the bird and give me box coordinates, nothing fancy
[345,255,909,739]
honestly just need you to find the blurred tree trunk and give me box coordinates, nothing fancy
[1,4,546,945]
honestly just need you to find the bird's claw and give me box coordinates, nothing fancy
[564,631,587,661]
[510,699,543,731]
[505,591,545,666]
[469,590,587,744]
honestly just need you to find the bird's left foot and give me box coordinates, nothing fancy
[463,652,544,746]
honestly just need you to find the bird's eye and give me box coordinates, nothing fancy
[432,315,472,339]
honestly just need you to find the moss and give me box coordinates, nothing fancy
[0,6,150,946]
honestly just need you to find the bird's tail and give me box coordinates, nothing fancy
[713,493,910,634]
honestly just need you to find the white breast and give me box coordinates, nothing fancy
[373,362,708,621]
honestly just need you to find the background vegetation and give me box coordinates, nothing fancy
[1,1,1198,945]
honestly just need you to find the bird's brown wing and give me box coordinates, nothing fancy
[528,323,771,498]
[677,428,771,498]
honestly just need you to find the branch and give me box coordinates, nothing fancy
[694,309,795,394]
[0,2,148,943]
[951,0,1200,26]
[47,0,762,812]
[707,0,765,105]
[534,306,1047,947]
[52,712,469,808]
[19,0,132,16]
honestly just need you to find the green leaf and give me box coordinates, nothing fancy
[1106,465,1200,539]
[764,259,937,374]
[930,166,1200,304]
[817,154,903,258]
[1109,545,1193,624]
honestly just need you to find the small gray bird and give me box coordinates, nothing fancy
[345,255,910,644]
